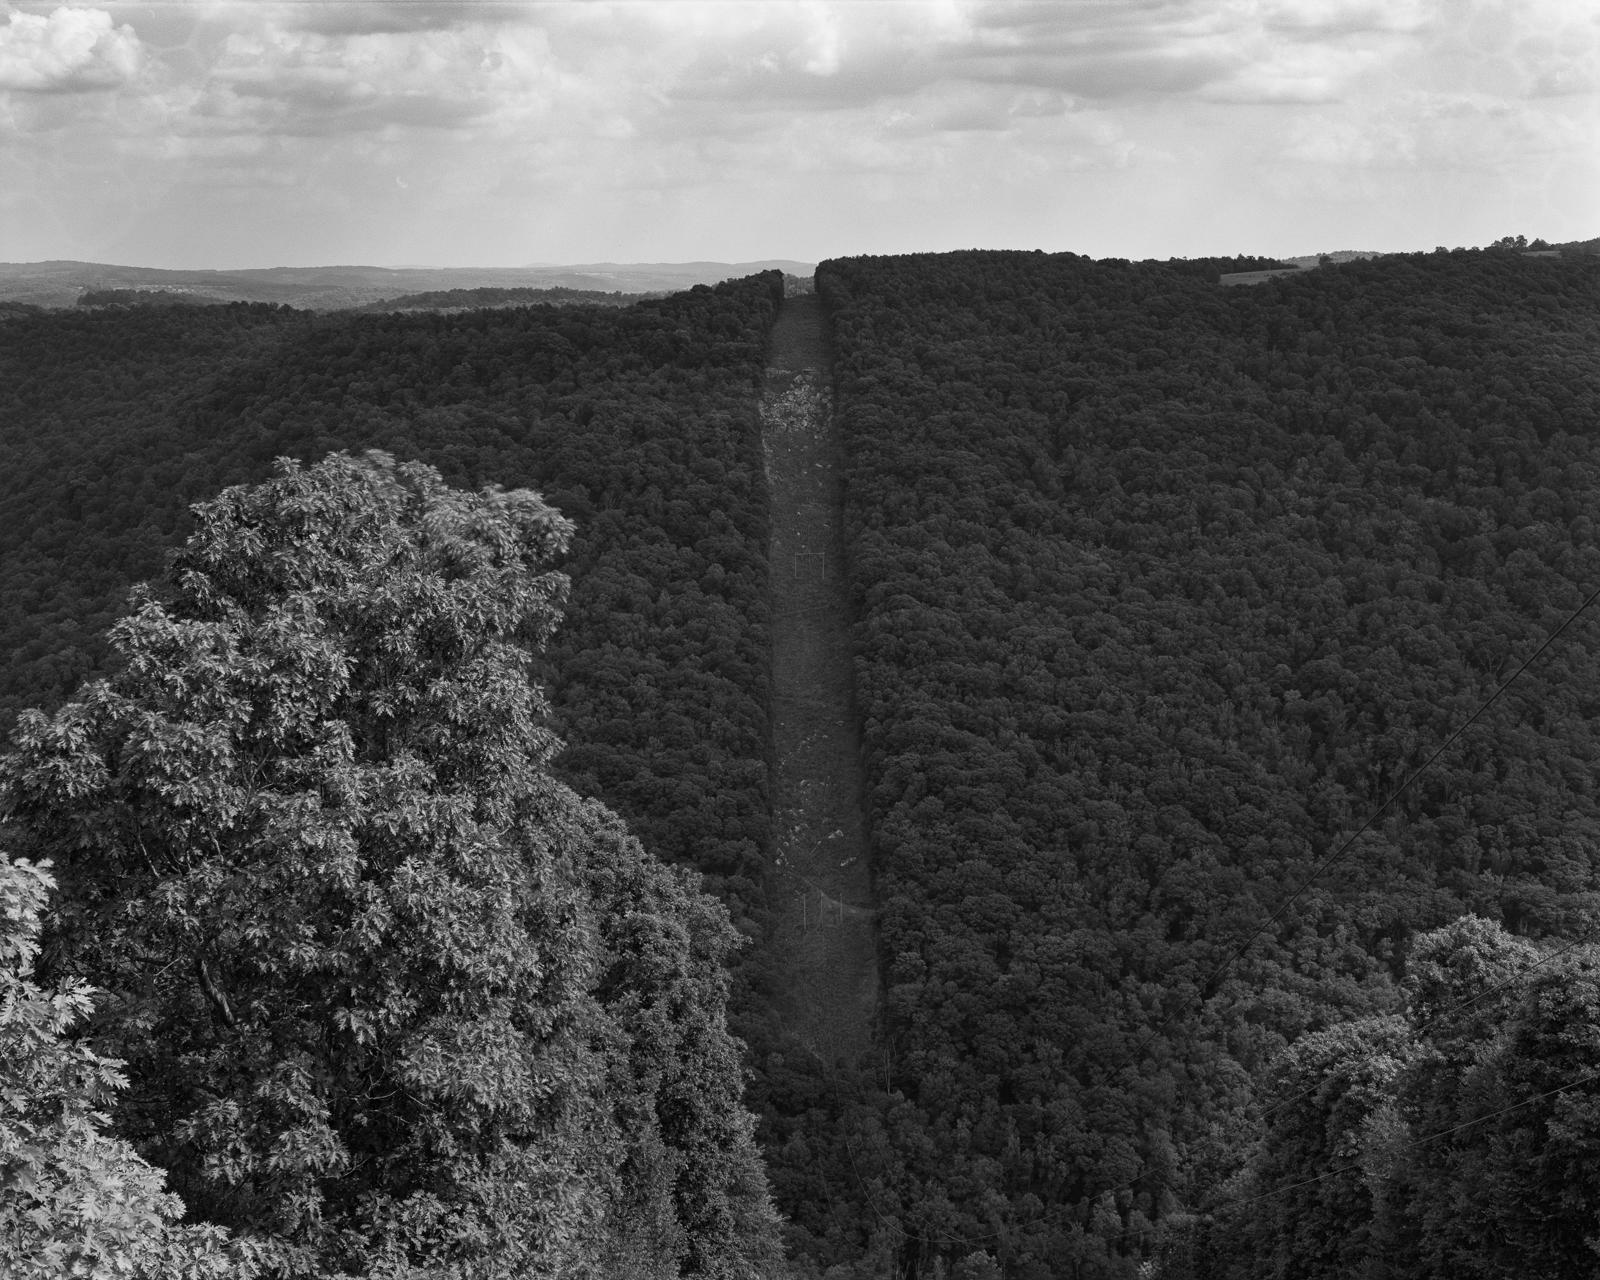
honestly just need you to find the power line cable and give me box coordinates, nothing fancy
[1110,1064,1600,1252]
[844,570,1600,1249]
[1127,576,1600,1068]
[824,571,1600,1247]
[1106,931,1600,1235]
[1092,576,1600,1211]
[1258,927,1600,1122]
[1212,1064,1600,1219]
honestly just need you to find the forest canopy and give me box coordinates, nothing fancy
[0,273,781,916]
[808,246,1600,1277]
[6,249,1600,1277]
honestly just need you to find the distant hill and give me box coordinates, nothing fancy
[77,288,230,308]
[811,246,1600,1276]
[1286,241,1598,264]
[1283,249,1389,268]
[0,259,816,310]
[1219,265,1310,286]
[347,285,654,313]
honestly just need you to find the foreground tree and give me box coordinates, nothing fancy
[1192,917,1600,1280]
[1475,955,1600,1279]
[1,452,778,1277]
[1382,916,1540,1279]
[1199,1015,1411,1280]
[0,853,252,1278]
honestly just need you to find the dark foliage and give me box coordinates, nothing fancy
[77,289,229,308]
[0,276,779,918]
[1199,917,1600,1280]
[10,244,1600,1278]
[811,247,1600,1276]
[1158,255,1293,280]
[2,453,779,1276]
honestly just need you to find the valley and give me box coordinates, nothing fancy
[4,246,1600,1279]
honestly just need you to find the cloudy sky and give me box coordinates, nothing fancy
[1,0,1595,268]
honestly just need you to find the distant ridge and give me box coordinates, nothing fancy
[1285,248,1388,266]
[526,259,813,274]
[0,259,816,311]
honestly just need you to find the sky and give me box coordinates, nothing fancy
[0,0,1595,269]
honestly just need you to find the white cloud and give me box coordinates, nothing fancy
[192,25,528,135]
[1510,11,1600,98]
[1204,33,1379,103]
[1253,0,1434,38]
[1283,90,1591,170]
[1,0,1593,267]
[0,6,142,92]
[266,0,527,38]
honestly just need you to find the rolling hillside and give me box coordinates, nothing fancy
[4,246,1600,1278]
[0,258,816,310]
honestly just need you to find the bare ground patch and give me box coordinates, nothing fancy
[761,296,878,1066]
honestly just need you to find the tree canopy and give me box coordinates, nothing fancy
[1,852,255,1279]
[1,452,778,1278]
[805,246,1600,1276]
[8,251,1600,1276]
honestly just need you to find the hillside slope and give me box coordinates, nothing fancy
[0,278,781,916]
[817,246,1600,1277]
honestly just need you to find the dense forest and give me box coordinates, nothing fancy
[77,288,232,308]
[0,276,778,912]
[0,275,815,1269]
[5,245,1600,1277]
[812,246,1600,1277]
[1,453,780,1277]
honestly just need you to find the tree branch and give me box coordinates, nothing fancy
[194,954,236,1028]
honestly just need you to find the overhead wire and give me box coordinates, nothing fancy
[1145,1062,1600,1254]
[762,301,1600,1261]
[1130,575,1600,1067]
[1230,1064,1600,1215]
[1257,926,1600,1123]
[1106,1062,1600,1254]
[788,563,1600,1253]
[1100,933,1600,1244]
[1088,573,1600,1225]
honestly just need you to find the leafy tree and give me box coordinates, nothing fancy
[2,452,777,1278]
[1469,950,1600,1279]
[1381,916,1541,1279]
[1208,1015,1411,1280]
[1,853,252,1279]
[1197,917,1600,1280]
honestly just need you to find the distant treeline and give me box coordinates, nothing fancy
[1156,254,1291,279]
[77,288,231,307]
[352,285,657,312]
